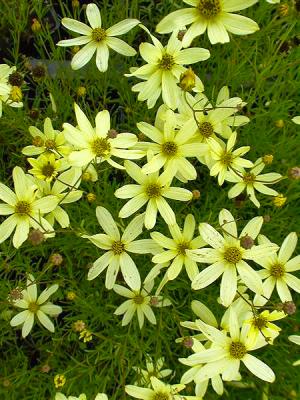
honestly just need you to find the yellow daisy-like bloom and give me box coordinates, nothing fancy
[151,214,205,281]
[254,233,300,304]
[126,376,185,400]
[136,109,207,182]
[63,103,143,168]
[180,309,275,383]
[83,207,161,290]
[245,310,286,346]
[32,168,83,228]
[133,356,173,387]
[126,26,210,109]
[113,277,171,329]
[0,166,57,248]
[226,157,282,208]
[54,374,66,389]
[0,64,23,117]
[189,209,278,307]
[22,117,71,157]
[115,160,193,229]
[27,153,67,182]
[55,393,88,400]
[208,132,253,185]
[57,3,139,72]
[156,0,259,46]
[10,274,62,338]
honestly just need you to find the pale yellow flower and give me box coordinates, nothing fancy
[115,160,193,229]
[156,0,259,46]
[57,3,139,72]
[127,26,209,109]
[126,376,185,400]
[0,167,57,248]
[10,274,62,338]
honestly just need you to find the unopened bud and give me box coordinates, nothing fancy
[177,30,186,41]
[288,166,300,180]
[40,364,51,373]
[263,215,271,223]
[49,253,63,266]
[82,171,92,181]
[10,86,22,102]
[108,129,118,139]
[8,72,23,87]
[273,194,287,208]
[28,229,45,245]
[262,154,273,165]
[183,337,194,348]
[240,235,254,249]
[66,291,76,301]
[72,0,80,7]
[87,193,96,202]
[179,67,196,92]
[73,320,86,332]
[71,46,80,55]
[29,109,39,120]
[77,86,86,97]
[150,296,159,306]
[192,189,200,199]
[8,287,23,302]
[31,18,41,32]
[277,301,296,315]
[279,4,289,17]
[275,119,284,128]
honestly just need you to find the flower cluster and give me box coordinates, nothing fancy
[1,1,299,399]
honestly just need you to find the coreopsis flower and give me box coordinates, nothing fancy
[57,3,139,72]
[180,338,228,397]
[63,103,143,168]
[113,277,171,328]
[136,110,207,182]
[151,214,205,281]
[54,375,66,389]
[31,168,83,228]
[83,207,161,290]
[208,132,253,185]
[10,274,62,338]
[27,153,68,182]
[288,335,300,366]
[0,64,23,117]
[181,309,275,384]
[156,0,259,46]
[226,158,282,208]
[254,233,300,304]
[115,160,193,229]
[188,209,278,306]
[133,356,173,387]
[292,116,300,124]
[22,117,71,157]
[126,27,210,109]
[244,310,286,346]
[126,376,186,400]
[0,166,57,248]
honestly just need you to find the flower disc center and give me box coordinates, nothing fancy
[177,241,190,255]
[243,173,256,183]
[15,201,31,215]
[224,246,242,264]
[111,240,125,255]
[159,54,175,70]
[45,139,57,150]
[91,138,111,157]
[28,302,39,313]
[199,121,214,138]
[229,341,247,359]
[133,294,145,304]
[91,28,107,42]
[270,263,285,278]
[198,0,221,18]
[152,392,171,400]
[162,141,178,157]
[41,163,55,177]
[145,183,162,199]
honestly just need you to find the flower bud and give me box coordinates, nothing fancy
[240,235,254,249]
[49,253,63,266]
[87,193,96,202]
[288,166,300,180]
[77,86,86,97]
[31,18,41,32]
[262,154,273,165]
[28,229,45,245]
[179,67,196,92]
[275,119,284,128]
[273,194,287,207]
[192,189,200,199]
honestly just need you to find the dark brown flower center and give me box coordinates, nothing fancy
[41,163,55,177]
[91,28,107,42]
[224,246,242,264]
[111,240,125,255]
[270,263,285,278]
[199,121,214,138]
[177,241,190,255]
[28,302,39,313]
[15,201,31,215]
[44,139,56,150]
[243,173,256,183]
[161,141,178,157]
[229,341,247,359]
[198,0,221,18]
[133,294,145,304]
[158,54,175,70]
[220,152,233,165]
[152,392,170,400]
[145,183,162,198]
[254,316,268,329]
